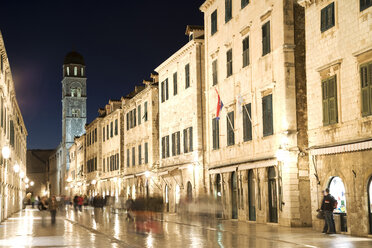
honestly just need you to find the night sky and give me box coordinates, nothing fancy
[0,1,204,149]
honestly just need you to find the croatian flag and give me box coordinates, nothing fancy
[215,88,224,120]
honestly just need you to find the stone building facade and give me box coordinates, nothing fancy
[122,76,160,200]
[200,0,310,226]
[299,0,372,236]
[155,26,206,213]
[0,31,28,220]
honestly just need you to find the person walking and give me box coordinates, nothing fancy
[93,194,104,223]
[78,195,83,211]
[31,195,35,208]
[125,195,135,221]
[73,195,79,211]
[321,188,337,234]
[49,196,58,225]
[38,196,48,227]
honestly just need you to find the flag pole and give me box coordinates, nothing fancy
[226,111,235,133]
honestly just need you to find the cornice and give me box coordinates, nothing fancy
[200,0,217,12]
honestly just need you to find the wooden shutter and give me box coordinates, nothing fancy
[173,72,177,95]
[322,80,329,125]
[189,127,193,152]
[183,129,188,153]
[328,2,335,28]
[166,79,169,100]
[162,137,165,159]
[138,106,141,125]
[321,7,326,32]
[212,118,216,149]
[161,81,164,102]
[328,77,338,124]
[361,65,370,116]
[145,143,148,163]
[172,133,176,156]
[176,131,181,155]
[212,60,217,85]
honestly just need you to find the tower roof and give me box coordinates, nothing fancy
[63,51,85,65]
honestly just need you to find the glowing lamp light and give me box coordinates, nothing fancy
[64,186,69,190]
[145,171,151,178]
[25,184,29,189]
[66,177,72,182]
[24,178,29,184]
[77,182,82,186]
[188,164,194,173]
[13,164,20,173]
[19,171,25,178]
[91,179,97,185]
[30,181,34,186]
[276,149,290,163]
[2,146,10,159]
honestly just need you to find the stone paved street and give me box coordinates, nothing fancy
[0,206,372,247]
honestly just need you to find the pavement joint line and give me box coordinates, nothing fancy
[64,217,139,248]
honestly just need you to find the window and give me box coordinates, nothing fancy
[126,113,129,130]
[161,81,165,103]
[166,135,170,158]
[81,68,84,76]
[225,0,232,23]
[115,119,118,135]
[176,131,180,155]
[103,158,105,172]
[322,76,338,125]
[226,49,233,77]
[144,102,148,121]
[66,67,69,76]
[212,117,220,150]
[10,120,14,147]
[361,62,372,116]
[241,0,249,9]
[165,79,169,100]
[243,103,252,141]
[262,94,274,136]
[110,121,113,137]
[72,109,80,117]
[127,149,130,167]
[183,127,193,153]
[173,72,178,95]
[0,54,3,73]
[74,66,77,76]
[107,124,109,139]
[212,60,218,86]
[361,0,372,11]
[1,98,3,128]
[321,2,335,32]
[95,128,97,142]
[132,147,135,166]
[162,137,165,159]
[116,153,119,170]
[133,109,137,127]
[145,142,148,164]
[262,21,271,56]
[172,133,176,156]
[138,105,141,125]
[242,36,250,67]
[171,131,181,156]
[185,64,190,88]
[138,145,142,165]
[227,111,235,146]
[211,10,218,35]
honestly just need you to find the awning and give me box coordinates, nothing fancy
[238,159,277,171]
[209,165,237,175]
[310,140,372,156]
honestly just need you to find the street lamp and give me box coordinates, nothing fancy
[19,171,25,178]
[24,178,29,184]
[30,181,34,186]
[2,146,10,159]
[13,164,20,173]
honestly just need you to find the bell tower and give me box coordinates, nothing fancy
[61,51,87,170]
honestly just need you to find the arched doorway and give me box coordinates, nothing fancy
[165,185,169,212]
[368,177,372,234]
[187,181,193,202]
[268,167,278,223]
[231,172,238,219]
[248,170,256,221]
[329,176,347,232]
[175,185,180,212]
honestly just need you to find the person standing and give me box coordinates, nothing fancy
[321,188,336,234]
[78,195,83,211]
[49,196,58,225]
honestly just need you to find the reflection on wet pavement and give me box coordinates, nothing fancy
[0,206,371,247]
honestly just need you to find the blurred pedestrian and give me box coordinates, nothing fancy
[83,195,88,207]
[78,195,83,211]
[31,195,35,208]
[38,196,48,226]
[93,193,104,223]
[125,195,134,221]
[73,195,78,211]
[321,188,337,234]
[49,196,58,225]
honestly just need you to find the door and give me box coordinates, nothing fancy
[187,181,193,202]
[268,167,278,223]
[231,172,238,219]
[368,177,372,234]
[165,185,169,212]
[248,170,256,221]
[216,174,222,218]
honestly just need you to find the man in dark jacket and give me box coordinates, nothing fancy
[321,188,336,234]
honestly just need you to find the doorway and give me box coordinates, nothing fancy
[187,181,193,202]
[268,166,278,223]
[165,185,169,212]
[231,172,238,219]
[216,174,222,218]
[248,170,256,221]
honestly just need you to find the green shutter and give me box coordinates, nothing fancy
[189,127,193,152]
[361,65,370,116]
[328,77,338,124]
[212,119,216,149]
[322,80,329,125]
[369,64,372,115]
[183,129,188,153]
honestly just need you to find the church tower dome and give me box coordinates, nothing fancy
[63,50,86,77]
[63,51,85,65]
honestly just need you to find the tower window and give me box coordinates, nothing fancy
[81,68,84,76]
[72,109,80,117]
[74,67,77,76]
[71,88,76,97]
[77,88,81,97]
[67,67,70,76]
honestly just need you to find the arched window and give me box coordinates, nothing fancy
[81,67,84,76]
[66,67,70,76]
[72,109,80,117]
[329,177,347,213]
[76,88,81,97]
[71,88,76,97]
[74,66,77,76]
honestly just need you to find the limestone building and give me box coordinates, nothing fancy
[122,75,159,200]
[200,0,310,226]
[154,26,206,213]
[49,51,87,196]
[67,134,85,196]
[0,31,28,220]
[299,0,372,236]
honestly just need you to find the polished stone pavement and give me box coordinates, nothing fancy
[0,206,371,247]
